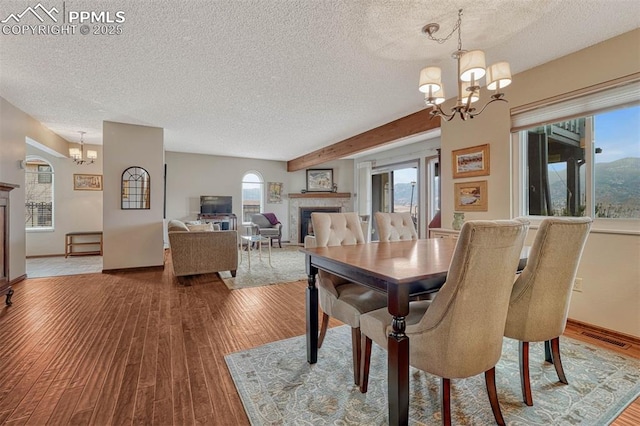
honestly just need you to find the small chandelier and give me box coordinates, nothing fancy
[69,131,97,165]
[419,9,512,121]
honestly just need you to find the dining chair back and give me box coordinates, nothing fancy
[504,216,592,406]
[359,219,529,425]
[306,212,387,386]
[375,211,418,241]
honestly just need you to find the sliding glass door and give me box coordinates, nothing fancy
[371,162,418,240]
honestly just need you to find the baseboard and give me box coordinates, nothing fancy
[9,274,27,285]
[567,318,640,346]
[26,254,66,258]
[102,265,165,274]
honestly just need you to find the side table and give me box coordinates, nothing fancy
[239,235,271,270]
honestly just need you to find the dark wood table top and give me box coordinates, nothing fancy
[301,238,458,285]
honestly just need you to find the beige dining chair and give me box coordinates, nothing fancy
[504,216,592,406]
[375,211,444,299]
[359,219,528,426]
[305,212,387,385]
[375,211,418,241]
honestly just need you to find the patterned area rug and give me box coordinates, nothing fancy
[225,325,640,425]
[219,245,307,289]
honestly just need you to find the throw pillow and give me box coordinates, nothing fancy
[186,223,214,232]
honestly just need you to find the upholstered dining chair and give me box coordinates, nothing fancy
[504,216,592,406]
[305,212,387,385]
[375,211,418,241]
[375,211,444,300]
[359,219,528,426]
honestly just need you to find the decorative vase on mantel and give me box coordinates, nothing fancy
[452,212,465,230]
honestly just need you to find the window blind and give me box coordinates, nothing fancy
[511,77,640,132]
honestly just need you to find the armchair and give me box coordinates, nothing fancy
[250,213,282,248]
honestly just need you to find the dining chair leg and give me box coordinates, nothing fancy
[544,339,553,363]
[318,312,329,348]
[351,327,361,385]
[359,334,372,393]
[519,341,533,406]
[485,367,506,425]
[550,337,568,384]
[441,378,451,426]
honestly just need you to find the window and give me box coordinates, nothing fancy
[241,172,264,222]
[25,157,54,229]
[512,81,640,222]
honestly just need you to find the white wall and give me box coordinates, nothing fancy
[102,121,164,270]
[165,152,355,243]
[25,144,103,256]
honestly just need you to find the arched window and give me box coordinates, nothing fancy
[241,172,264,222]
[25,156,54,229]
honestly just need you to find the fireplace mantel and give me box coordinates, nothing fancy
[288,192,351,199]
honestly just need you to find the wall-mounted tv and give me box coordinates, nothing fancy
[200,196,232,214]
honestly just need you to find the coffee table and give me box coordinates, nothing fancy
[240,235,271,269]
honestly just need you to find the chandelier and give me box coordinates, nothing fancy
[419,9,512,121]
[69,131,97,165]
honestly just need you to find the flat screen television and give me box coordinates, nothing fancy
[200,196,232,214]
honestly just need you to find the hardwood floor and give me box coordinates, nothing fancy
[1,264,638,425]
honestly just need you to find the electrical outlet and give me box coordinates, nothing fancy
[573,277,583,292]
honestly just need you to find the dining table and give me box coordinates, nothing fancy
[301,238,529,426]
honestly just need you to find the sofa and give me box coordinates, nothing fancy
[167,219,238,277]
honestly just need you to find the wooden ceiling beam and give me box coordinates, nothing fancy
[287,110,441,172]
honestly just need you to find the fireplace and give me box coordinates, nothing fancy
[299,207,341,243]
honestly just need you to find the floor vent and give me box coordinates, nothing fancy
[581,331,631,349]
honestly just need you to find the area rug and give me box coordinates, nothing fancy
[219,245,307,289]
[225,325,640,425]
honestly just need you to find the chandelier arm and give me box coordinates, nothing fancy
[429,105,455,121]
[469,97,508,118]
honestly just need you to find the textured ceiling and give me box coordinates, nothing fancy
[1,0,639,161]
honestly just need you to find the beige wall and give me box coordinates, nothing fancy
[25,144,103,256]
[102,121,164,270]
[439,29,640,337]
[165,152,355,242]
[0,97,71,280]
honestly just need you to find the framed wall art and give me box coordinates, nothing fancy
[306,169,333,192]
[73,174,102,191]
[454,180,488,212]
[452,143,490,178]
[267,182,283,203]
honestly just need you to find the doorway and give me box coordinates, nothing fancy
[371,163,419,241]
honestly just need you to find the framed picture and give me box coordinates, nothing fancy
[452,143,490,178]
[306,169,333,192]
[267,182,283,203]
[454,180,488,211]
[73,174,103,191]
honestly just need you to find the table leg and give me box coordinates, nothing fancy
[387,284,410,426]
[247,241,251,270]
[267,238,272,267]
[305,255,318,364]
[259,239,263,260]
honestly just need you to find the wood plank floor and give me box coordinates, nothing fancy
[1,261,638,425]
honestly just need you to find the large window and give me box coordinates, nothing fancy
[514,101,639,220]
[25,157,54,229]
[241,172,264,222]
